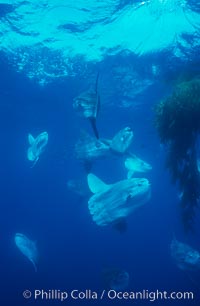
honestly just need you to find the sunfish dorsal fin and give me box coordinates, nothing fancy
[87,174,109,193]
[28,134,35,146]
[89,117,99,139]
[95,71,100,94]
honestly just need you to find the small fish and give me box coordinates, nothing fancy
[73,73,100,138]
[124,154,152,178]
[171,237,200,271]
[27,131,48,167]
[15,233,38,272]
[87,173,151,227]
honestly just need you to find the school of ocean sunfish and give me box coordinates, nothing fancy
[13,74,200,289]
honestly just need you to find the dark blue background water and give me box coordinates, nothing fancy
[0,50,200,306]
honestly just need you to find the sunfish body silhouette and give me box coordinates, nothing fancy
[15,233,38,272]
[73,73,100,138]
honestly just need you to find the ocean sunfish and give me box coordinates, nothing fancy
[73,73,100,139]
[15,233,38,272]
[110,127,134,155]
[27,131,48,167]
[75,131,111,163]
[87,173,151,227]
[102,268,130,290]
[75,127,134,164]
[67,178,90,198]
[125,154,152,178]
[171,237,200,271]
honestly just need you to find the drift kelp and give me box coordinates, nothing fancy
[155,79,200,230]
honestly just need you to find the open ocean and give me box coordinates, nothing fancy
[0,0,200,305]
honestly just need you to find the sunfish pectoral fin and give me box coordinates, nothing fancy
[31,259,37,272]
[28,134,35,146]
[30,157,39,168]
[87,173,109,193]
[127,170,134,179]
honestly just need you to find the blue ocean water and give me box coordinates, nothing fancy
[0,0,200,305]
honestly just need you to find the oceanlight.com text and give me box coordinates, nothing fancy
[22,289,194,302]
